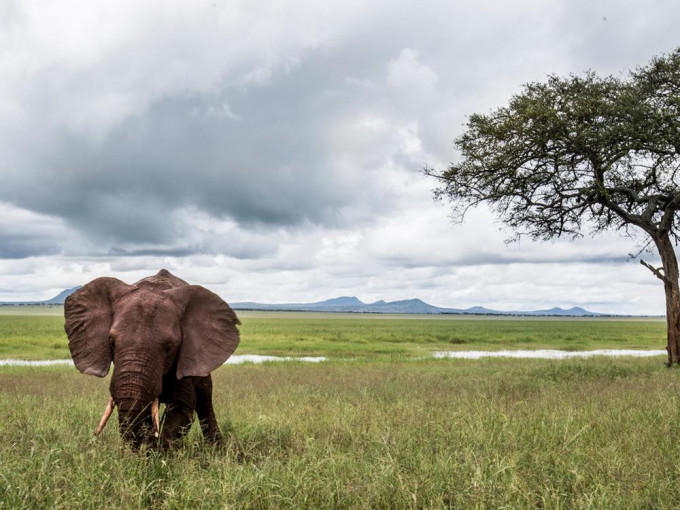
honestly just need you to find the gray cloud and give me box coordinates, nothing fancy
[0,203,69,258]
[3,52,402,250]
[0,234,60,259]
[5,0,679,255]
[9,95,333,224]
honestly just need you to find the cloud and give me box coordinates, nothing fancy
[0,202,71,258]
[1,0,679,314]
[387,48,438,92]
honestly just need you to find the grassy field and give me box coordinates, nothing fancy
[0,306,668,360]
[1,308,676,508]
[2,358,680,508]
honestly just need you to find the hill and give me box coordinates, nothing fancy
[0,287,607,316]
[231,296,605,316]
[0,287,81,306]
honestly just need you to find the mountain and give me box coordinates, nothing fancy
[42,287,81,304]
[318,296,364,307]
[231,296,369,312]
[231,297,606,316]
[1,286,606,316]
[358,298,445,314]
[520,306,601,317]
[0,286,81,306]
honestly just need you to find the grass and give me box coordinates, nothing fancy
[0,314,69,359]
[0,307,675,507]
[2,358,680,508]
[0,307,668,360]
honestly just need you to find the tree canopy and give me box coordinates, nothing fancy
[427,48,680,363]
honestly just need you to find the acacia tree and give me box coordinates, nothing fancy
[426,49,680,364]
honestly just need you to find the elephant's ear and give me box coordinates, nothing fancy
[165,285,241,380]
[64,277,133,377]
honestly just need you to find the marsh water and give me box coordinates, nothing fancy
[432,349,666,359]
[0,355,327,367]
[0,350,667,367]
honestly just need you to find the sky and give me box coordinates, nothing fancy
[1,0,679,314]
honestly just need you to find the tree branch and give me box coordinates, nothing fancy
[640,259,672,285]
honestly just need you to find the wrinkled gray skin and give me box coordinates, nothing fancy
[64,269,240,448]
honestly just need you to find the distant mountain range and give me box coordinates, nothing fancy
[231,296,606,316]
[0,287,606,316]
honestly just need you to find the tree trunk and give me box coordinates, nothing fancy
[655,234,680,365]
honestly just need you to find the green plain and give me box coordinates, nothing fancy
[1,307,677,508]
[0,306,668,360]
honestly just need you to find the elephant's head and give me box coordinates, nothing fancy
[64,272,240,446]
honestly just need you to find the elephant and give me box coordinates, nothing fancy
[64,269,240,448]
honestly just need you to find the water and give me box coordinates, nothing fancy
[432,349,667,360]
[0,359,74,367]
[0,350,666,368]
[224,355,327,364]
[0,355,327,367]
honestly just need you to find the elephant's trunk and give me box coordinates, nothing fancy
[112,370,160,446]
[93,396,160,440]
[116,401,155,447]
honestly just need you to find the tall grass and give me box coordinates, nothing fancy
[2,357,680,508]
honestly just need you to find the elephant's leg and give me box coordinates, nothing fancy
[195,375,223,445]
[160,377,196,449]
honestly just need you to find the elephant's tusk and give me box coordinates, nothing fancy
[94,396,115,436]
[151,398,160,438]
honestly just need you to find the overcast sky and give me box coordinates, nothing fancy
[1,0,678,314]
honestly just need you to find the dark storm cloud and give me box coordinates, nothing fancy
[108,247,197,258]
[2,51,401,251]
[7,96,335,238]
[0,233,61,259]
[0,204,69,259]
